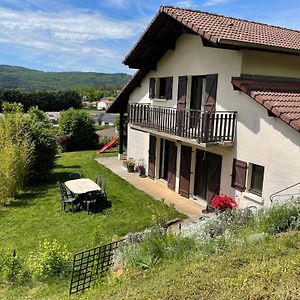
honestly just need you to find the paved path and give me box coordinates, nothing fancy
[95,157,206,220]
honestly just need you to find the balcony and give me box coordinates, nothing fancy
[128,104,237,145]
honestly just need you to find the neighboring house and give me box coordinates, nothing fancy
[46,112,60,125]
[98,113,118,126]
[108,6,300,209]
[97,98,113,110]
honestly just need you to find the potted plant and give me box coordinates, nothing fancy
[126,158,135,173]
[210,195,237,214]
[136,159,146,177]
[122,156,128,169]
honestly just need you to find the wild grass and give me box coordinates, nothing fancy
[82,198,300,300]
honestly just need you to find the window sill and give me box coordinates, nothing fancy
[153,98,168,102]
[243,191,264,204]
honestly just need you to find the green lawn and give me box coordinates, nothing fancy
[0,149,183,299]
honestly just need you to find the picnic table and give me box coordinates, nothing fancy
[64,178,101,195]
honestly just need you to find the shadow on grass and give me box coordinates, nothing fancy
[54,164,81,170]
[10,190,47,207]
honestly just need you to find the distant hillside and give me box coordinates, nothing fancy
[0,65,131,90]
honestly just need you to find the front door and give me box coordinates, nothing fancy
[194,150,222,203]
[179,145,192,198]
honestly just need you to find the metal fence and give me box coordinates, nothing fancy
[69,239,125,295]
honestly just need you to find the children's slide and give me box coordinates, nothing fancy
[97,138,118,154]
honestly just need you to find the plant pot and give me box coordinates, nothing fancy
[138,166,146,177]
[127,164,135,173]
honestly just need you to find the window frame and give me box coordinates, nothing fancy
[149,76,173,100]
[249,163,265,196]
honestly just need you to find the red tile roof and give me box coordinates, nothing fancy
[232,79,300,132]
[161,6,300,52]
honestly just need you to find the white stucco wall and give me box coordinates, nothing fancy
[126,33,300,208]
[241,50,300,77]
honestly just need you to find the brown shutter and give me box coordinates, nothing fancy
[149,78,156,99]
[204,74,218,112]
[165,77,173,100]
[148,135,156,179]
[177,76,188,109]
[231,159,247,192]
[179,146,192,198]
[167,141,177,191]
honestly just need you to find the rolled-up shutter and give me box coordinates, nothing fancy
[204,74,218,112]
[231,159,247,192]
[165,77,173,100]
[177,76,188,109]
[149,78,156,99]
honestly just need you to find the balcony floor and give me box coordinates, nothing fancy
[95,156,207,220]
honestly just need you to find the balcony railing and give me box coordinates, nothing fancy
[129,104,237,144]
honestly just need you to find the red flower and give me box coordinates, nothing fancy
[211,195,237,210]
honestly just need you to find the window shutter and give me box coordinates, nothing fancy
[231,159,247,192]
[165,77,173,100]
[204,74,218,112]
[177,76,188,109]
[149,78,156,99]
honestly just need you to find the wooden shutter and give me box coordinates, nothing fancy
[177,76,188,109]
[167,141,177,191]
[231,159,247,192]
[165,77,173,100]
[149,78,156,99]
[179,146,192,198]
[148,136,156,179]
[206,152,222,204]
[204,74,218,112]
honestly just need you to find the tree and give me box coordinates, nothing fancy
[59,109,97,150]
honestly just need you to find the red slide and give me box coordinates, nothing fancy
[97,138,118,154]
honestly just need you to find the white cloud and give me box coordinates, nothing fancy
[104,0,129,10]
[202,0,232,7]
[0,6,146,71]
[175,0,199,8]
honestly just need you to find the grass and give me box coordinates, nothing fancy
[0,149,183,299]
[85,231,300,300]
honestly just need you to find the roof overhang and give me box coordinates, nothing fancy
[232,77,300,133]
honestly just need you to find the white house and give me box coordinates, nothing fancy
[108,6,300,209]
[97,98,113,110]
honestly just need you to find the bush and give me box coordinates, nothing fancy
[22,107,57,183]
[99,136,112,148]
[258,200,300,234]
[27,240,71,279]
[56,134,72,152]
[59,109,97,150]
[0,107,33,201]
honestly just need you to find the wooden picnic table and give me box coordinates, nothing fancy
[64,178,101,195]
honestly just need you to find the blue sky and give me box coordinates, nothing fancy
[0,0,300,74]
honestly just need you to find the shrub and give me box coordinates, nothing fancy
[22,107,57,183]
[258,200,300,234]
[56,134,72,152]
[59,109,97,150]
[27,240,71,279]
[0,249,28,282]
[0,107,33,201]
[99,136,112,148]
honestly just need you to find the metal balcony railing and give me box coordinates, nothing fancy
[128,104,237,144]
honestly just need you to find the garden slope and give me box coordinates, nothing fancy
[86,231,300,300]
[0,65,131,90]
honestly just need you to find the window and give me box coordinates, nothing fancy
[149,77,173,100]
[249,164,264,196]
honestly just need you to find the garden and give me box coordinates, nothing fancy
[0,104,182,299]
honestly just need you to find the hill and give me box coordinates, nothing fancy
[0,65,131,90]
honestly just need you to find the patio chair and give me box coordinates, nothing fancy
[58,182,77,212]
[96,175,107,201]
[69,172,81,180]
[82,191,99,215]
